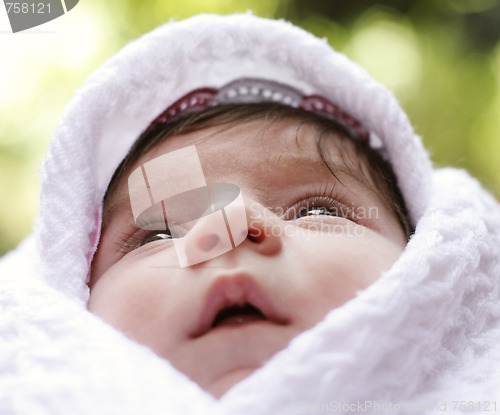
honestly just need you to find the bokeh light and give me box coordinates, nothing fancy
[344,11,421,93]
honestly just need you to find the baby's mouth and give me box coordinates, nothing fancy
[211,303,266,328]
[190,273,289,338]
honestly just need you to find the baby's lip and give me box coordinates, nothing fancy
[189,273,289,338]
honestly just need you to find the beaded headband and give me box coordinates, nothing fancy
[146,78,374,145]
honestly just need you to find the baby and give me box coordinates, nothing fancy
[2,13,499,412]
[88,85,411,397]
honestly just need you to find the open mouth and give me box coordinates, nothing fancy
[211,303,267,328]
[190,274,290,338]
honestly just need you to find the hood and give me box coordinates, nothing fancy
[37,13,432,302]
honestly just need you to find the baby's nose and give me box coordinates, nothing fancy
[243,201,283,257]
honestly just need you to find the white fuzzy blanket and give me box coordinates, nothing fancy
[1,13,500,414]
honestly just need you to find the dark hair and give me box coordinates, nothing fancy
[103,102,412,238]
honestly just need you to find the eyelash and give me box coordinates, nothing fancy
[115,185,359,255]
[113,227,176,256]
[283,185,358,222]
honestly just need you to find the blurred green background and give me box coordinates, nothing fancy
[1,0,499,256]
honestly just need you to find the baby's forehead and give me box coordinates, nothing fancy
[144,118,360,170]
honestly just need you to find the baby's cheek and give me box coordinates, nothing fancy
[88,272,134,328]
[298,232,401,312]
[87,260,192,356]
[88,263,156,330]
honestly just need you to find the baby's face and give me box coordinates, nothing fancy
[89,118,407,397]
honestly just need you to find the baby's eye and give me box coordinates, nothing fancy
[296,205,342,218]
[139,230,179,247]
[285,196,355,221]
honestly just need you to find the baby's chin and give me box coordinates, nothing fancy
[169,323,299,398]
[205,366,259,398]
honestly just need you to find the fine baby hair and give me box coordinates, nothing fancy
[1,13,499,414]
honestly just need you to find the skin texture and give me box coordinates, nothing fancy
[88,118,407,398]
